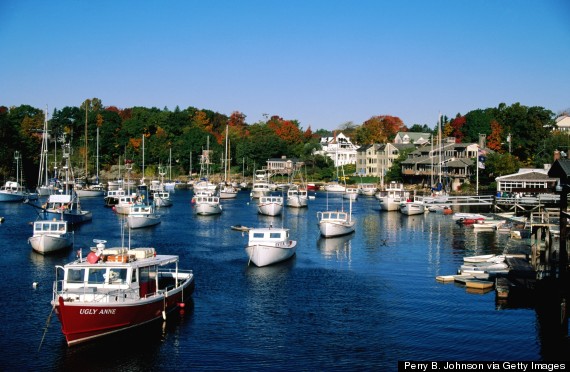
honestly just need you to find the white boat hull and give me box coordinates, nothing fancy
[286,196,308,208]
[400,202,425,215]
[378,197,402,211]
[245,242,297,267]
[257,203,283,216]
[319,220,355,237]
[194,203,222,215]
[29,234,73,254]
[127,215,161,229]
[75,189,105,197]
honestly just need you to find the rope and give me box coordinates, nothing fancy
[38,304,56,352]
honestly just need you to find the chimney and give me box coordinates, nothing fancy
[554,150,560,161]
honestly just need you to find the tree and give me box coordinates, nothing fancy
[355,115,406,145]
[486,120,503,151]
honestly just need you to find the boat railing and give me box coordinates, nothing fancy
[53,280,139,303]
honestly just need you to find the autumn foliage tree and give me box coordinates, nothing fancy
[449,115,466,143]
[486,120,503,151]
[355,115,406,145]
[267,116,303,144]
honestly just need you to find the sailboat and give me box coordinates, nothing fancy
[193,137,217,195]
[30,143,92,224]
[75,126,105,197]
[0,151,37,202]
[36,107,53,196]
[219,125,238,199]
[127,135,161,228]
[324,158,346,192]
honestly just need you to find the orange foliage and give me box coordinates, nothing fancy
[119,108,132,121]
[105,106,120,113]
[268,117,302,144]
[155,126,167,138]
[361,115,406,143]
[129,137,142,150]
[487,120,503,151]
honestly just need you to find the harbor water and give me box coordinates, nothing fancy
[0,189,567,371]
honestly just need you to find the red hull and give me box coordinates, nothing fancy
[306,183,319,191]
[55,280,194,345]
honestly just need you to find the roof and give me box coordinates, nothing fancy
[497,169,555,181]
[548,159,570,181]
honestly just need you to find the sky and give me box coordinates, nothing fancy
[1,0,569,132]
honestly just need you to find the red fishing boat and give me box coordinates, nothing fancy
[51,239,195,346]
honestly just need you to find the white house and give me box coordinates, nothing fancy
[555,115,570,132]
[316,132,358,167]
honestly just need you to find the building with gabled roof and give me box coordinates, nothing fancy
[315,132,358,167]
[393,132,431,145]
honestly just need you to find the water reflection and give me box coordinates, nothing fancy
[317,234,353,262]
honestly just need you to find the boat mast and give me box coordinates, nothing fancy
[84,103,88,181]
[96,127,100,184]
[224,125,229,183]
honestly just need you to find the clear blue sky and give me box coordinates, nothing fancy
[1,0,569,131]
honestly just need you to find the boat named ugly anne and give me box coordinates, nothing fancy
[51,239,195,346]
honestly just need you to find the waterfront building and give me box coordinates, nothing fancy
[315,132,358,168]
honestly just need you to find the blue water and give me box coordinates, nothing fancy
[0,189,564,371]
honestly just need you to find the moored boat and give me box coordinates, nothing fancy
[357,183,377,196]
[104,189,126,207]
[51,239,195,346]
[193,195,222,215]
[257,195,283,216]
[286,186,308,208]
[245,226,297,267]
[399,198,425,215]
[317,197,355,237]
[376,181,408,211]
[28,220,73,254]
[126,203,161,229]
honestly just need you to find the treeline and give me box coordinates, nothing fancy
[0,99,566,187]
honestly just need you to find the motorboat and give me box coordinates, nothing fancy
[257,195,283,216]
[317,198,355,237]
[218,183,238,199]
[376,182,408,211]
[51,239,195,346]
[286,186,308,208]
[0,181,35,202]
[75,183,105,198]
[250,182,272,199]
[357,183,377,196]
[323,182,345,193]
[193,195,222,215]
[104,189,126,207]
[34,193,92,225]
[343,187,359,200]
[245,226,297,267]
[399,198,425,215]
[113,195,137,215]
[153,191,173,207]
[28,220,73,254]
[472,219,506,230]
[126,203,161,229]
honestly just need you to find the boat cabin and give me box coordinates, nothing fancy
[319,211,349,221]
[248,228,290,244]
[55,245,185,302]
[33,220,68,235]
[259,196,283,203]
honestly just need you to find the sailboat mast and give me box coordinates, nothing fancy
[96,127,99,183]
[85,104,88,180]
[224,125,229,182]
